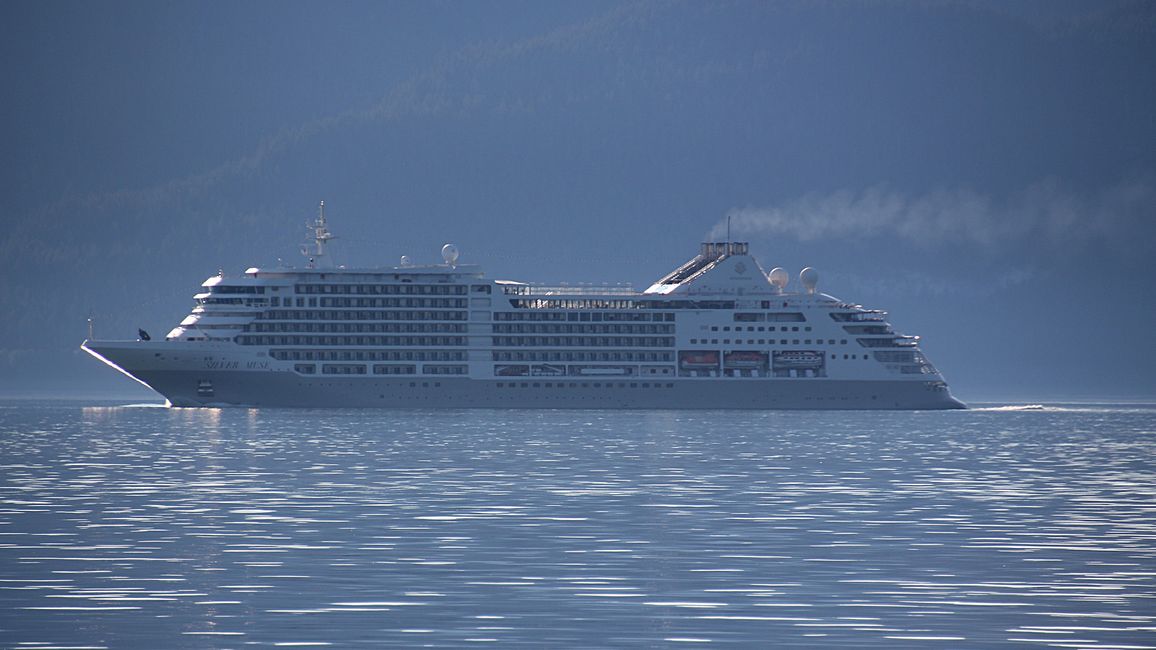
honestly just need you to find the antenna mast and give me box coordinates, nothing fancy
[302,201,334,268]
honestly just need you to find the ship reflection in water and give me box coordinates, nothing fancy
[1,402,1153,648]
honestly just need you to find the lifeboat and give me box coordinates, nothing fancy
[679,351,720,368]
[724,350,768,368]
[495,365,529,376]
[773,350,824,368]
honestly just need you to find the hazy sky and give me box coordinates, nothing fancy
[2,0,1154,400]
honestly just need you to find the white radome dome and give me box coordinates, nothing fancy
[441,244,460,266]
[800,267,819,294]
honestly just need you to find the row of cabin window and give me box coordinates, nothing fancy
[493,323,674,334]
[691,338,849,346]
[250,322,466,333]
[423,365,468,375]
[273,349,466,361]
[374,365,415,375]
[734,311,807,322]
[842,325,893,335]
[260,309,468,321]
[271,297,468,308]
[492,351,674,362]
[830,312,887,322]
[496,381,675,389]
[295,284,470,295]
[320,297,466,308]
[201,297,471,310]
[260,298,467,309]
[510,299,734,310]
[874,351,921,363]
[292,364,452,375]
[240,335,466,347]
[494,311,674,322]
[857,338,911,348]
[713,325,811,332]
[212,285,264,294]
[510,299,638,310]
[491,336,674,348]
[314,364,466,376]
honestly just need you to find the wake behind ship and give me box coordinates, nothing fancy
[83,204,965,409]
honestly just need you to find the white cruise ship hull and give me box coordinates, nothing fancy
[84,340,965,410]
[83,230,967,411]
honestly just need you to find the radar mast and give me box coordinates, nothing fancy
[302,201,335,268]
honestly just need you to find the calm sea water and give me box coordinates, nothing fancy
[1,401,1154,649]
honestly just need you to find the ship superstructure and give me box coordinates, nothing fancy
[83,205,964,409]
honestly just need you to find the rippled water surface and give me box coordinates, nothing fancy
[1,401,1155,648]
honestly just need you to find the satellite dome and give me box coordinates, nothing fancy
[441,243,460,266]
[400,255,412,267]
[799,267,819,294]
[768,267,789,289]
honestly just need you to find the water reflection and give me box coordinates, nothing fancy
[0,403,1154,648]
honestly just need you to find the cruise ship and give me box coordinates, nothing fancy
[82,204,965,409]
